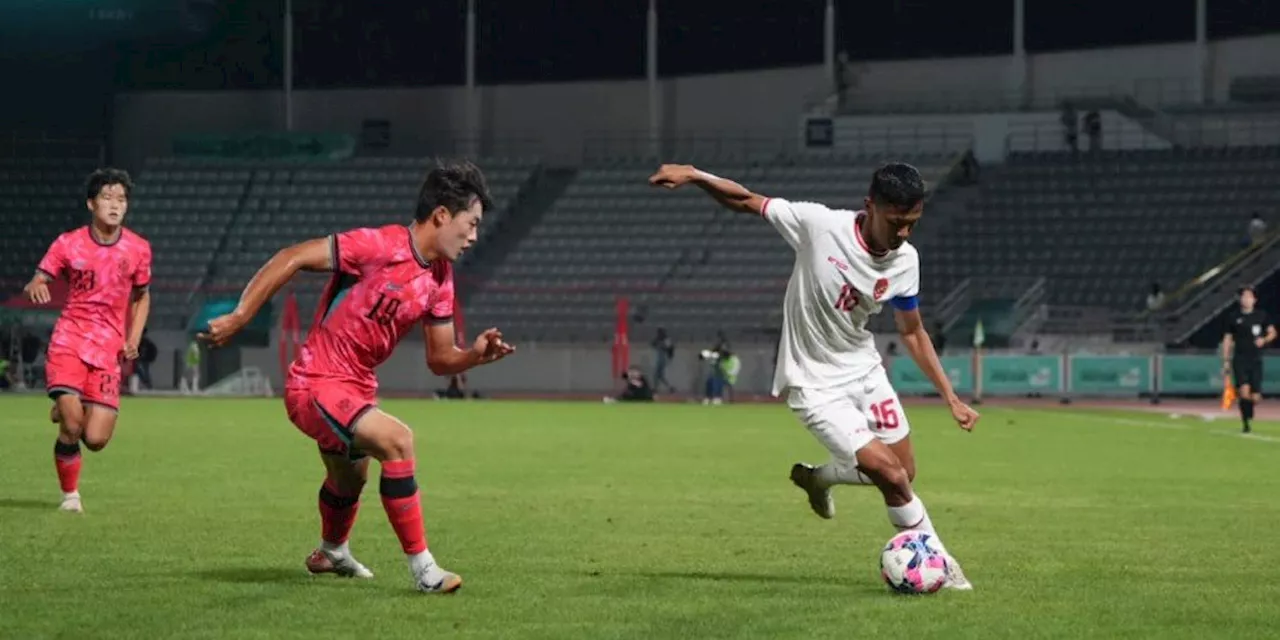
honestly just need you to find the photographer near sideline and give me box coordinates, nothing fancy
[700,347,741,405]
[605,366,655,403]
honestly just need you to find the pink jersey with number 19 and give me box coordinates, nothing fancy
[36,226,152,369]
[287,225,455,396]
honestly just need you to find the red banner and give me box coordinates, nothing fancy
[612,296,630,379]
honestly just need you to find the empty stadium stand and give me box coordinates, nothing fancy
[0,154,100,292]
[921,146,1280,340]
[465,153,960,343]
[126,156,539,329]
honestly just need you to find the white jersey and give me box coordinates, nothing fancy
[762,198,921,396]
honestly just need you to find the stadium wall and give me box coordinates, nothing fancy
[139,330,1163,398]
[112,35,1280,168]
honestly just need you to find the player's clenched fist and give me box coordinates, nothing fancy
[24,277,51,304]
[648,164,698,189]
[198,312,247,348]
[472,327,515,364]
[949,399,979,432]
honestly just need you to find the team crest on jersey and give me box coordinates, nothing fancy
[117,257,131,280]
[873,278,890,300]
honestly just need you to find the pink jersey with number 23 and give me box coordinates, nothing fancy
[37,226,152,369]
[287,225,455,395]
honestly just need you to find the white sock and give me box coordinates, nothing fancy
[886,495,949,556]
[63,490,80,500]
[815,463,874,487]
[320,540,350,556]
[408,549,437,576]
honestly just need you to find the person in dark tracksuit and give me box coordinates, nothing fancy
[1222,286,1276,434]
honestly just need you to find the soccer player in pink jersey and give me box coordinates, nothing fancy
[200,160,514,594]
[23,168,153,514]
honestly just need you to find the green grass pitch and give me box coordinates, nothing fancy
[2,395,1278,639]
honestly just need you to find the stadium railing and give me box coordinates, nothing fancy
[0,130,105,164]
[824,76,1196,116]
[1007,115,1280,152]
[1155,229,1280,344]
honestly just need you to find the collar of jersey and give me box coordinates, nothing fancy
[405,225,433,269]
[853,212,891,260]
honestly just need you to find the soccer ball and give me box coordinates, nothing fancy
[879,529,949,594]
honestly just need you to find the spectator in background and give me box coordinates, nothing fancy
[21,330,40,388]
[713,330,730,355]
[607,366,654,403]
[1084,110,1102,152]
[1248,212,1267,245]
[181,339,201,394]
[1061,104,1079,152]
[436,373,480,400]
[931,321,947,354]
[651,327,676,393]
[131,329,157,391]
[701,347,740,405]
[1146,282,1165,312]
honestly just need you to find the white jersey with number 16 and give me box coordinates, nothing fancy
[762,198,921,397]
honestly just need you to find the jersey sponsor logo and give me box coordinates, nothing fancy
[873,278,890,301]
[827,256,849,271]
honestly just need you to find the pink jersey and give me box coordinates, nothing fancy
[37,226,152,370]
[288,225,455,394]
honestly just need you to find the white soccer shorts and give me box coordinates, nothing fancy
[785,365,911,465]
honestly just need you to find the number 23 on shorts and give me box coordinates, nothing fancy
[868,398,900,430]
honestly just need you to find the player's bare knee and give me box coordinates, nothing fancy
[384,427,415,460]
[362,424,414,461]
[82,434,110,452]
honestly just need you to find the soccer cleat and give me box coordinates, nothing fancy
[414,563,463,594]
[305,548,374,579]
[941,555,974,591]
[789,463,835,520]
[59,493,83,514]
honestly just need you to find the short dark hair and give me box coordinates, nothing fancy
[868,162,925,209]
[85,167,133,200]
[414,160,493,223]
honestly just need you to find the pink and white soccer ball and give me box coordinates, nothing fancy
[879,529,949,594]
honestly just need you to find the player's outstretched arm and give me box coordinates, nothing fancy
[124,289,151,360]
[649,164,768,214]
[894,308,979,432]
[200,237,332,347]
[423,322,515,376]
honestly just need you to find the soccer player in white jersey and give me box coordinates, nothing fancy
[649,161,979,590]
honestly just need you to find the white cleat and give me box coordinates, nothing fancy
[59,493,83,514]
[306,548,374,579]
[789,463,835,520]
[414,563,463,594]
[942,555,974,591]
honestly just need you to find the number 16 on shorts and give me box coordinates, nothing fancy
[868,398,900,431]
